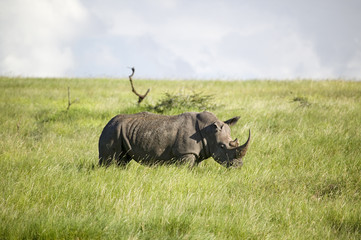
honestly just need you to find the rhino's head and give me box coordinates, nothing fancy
[209,117,251,168]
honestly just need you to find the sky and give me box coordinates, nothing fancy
[1,0,361,80]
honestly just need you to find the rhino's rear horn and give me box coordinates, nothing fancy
[229,138,239,147]
[236,129,251,158]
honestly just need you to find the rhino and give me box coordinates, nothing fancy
[98,111,250,168]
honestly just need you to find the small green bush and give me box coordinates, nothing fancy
[147,91,219,113]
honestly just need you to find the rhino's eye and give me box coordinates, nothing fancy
[220,144,226,149]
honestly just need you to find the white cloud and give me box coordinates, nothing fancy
[345,49,361,78]
[2,46,74,77]
[0,0,88,77]
[0,0,360,79]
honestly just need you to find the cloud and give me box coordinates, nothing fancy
[0,0,88,77]
[215,19,334,79]
[0,0,360,79]
[345,49,361,77]
[248,0,361,78]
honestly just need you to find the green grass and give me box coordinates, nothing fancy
[1,77,360,239]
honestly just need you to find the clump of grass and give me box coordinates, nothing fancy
[327,208,361,236]
[313,180,344,199]
[147,91,219,113]
[293,96,311,107]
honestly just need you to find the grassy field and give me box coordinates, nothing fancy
[0,77,360,239]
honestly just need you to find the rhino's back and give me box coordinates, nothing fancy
[112,112,200,162]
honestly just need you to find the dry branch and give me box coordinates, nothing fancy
[67,86,78,111]
[128,67,150,104]
[67,87,71,111]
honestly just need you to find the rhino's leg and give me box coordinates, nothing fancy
[116,153,132,168]
[99,133,130,167]
[177,154,197,168]
[98,150,114,167]
[99,140,117,167]
[99,151,111,167]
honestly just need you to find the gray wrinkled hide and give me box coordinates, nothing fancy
[98,111,250,168]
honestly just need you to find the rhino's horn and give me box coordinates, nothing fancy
[229,138,239,147]
[236,129,251,158]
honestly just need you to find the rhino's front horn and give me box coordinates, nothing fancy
[236,129,251,158]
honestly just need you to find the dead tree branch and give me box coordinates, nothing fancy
[67,86,71,111]
[128,67,150,104]
[67,86,78,111]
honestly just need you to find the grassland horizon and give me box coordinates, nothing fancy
[1,77,360,239]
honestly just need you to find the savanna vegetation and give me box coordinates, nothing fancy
[1,77,360,239]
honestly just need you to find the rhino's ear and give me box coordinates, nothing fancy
[212,121,224,131]
[224,116,240,127]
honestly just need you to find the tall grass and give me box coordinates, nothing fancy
[0,77,360,239]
